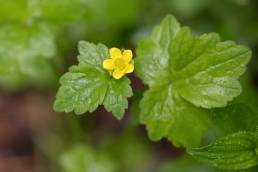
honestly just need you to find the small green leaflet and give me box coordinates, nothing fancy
[135,15,251,148]
[189,131,258,170]
[54,41,133,120]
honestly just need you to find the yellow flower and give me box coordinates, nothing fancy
[102,48,134,79]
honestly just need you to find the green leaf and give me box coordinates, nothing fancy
[77,41,108,69]
[103,78,132,119]
[54,41,133,119]
[189,131,258,170]
[135,15,251,147]
[0,23,58,89]
[53,65,108,114]
[136,15,251,108]
[140,85,211,148]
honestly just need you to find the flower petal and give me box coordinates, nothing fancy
[123,49,133,62]
[103,59,114,70]
[113,70,124,79]
[110,48,122,58]
[124,63,134,73]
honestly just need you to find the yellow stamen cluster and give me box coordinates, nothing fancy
[102,48,134,79]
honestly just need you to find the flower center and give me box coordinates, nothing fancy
[114,58,127,71]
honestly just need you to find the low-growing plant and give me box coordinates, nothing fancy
[53,15,258,170]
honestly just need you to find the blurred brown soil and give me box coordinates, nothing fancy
[0,90,56,172]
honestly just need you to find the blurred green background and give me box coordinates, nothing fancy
[0,0,258,171]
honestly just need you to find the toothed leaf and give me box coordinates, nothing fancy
[54,41,133,119]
